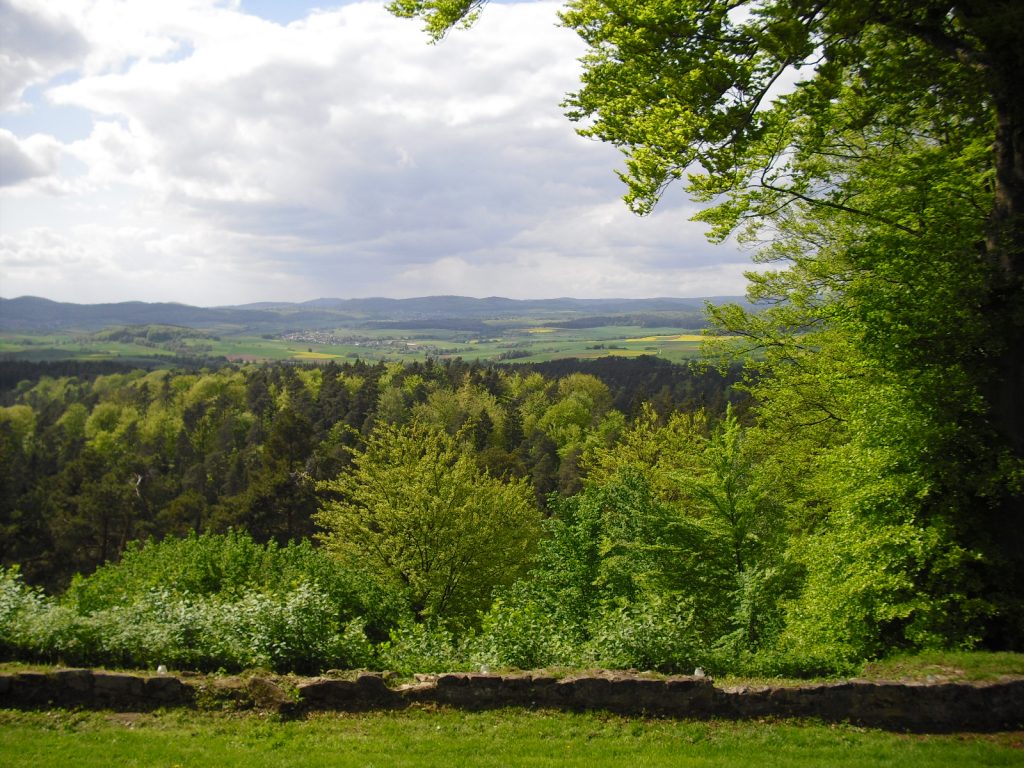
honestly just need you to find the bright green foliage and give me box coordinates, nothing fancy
[0,567,46,660]
[584,403,706,503]
[586,406,792,659]
[559,0,1017,657]
[780,510,984,668]
[387,0,484,41]
[316,422,540,628]
[62,531,383,615]
[0,534,383,673]
[698,87,1002,657]
[476,439,789,673]
[0,405,35,451]
[682,407,793,658]
[377,620,468,674]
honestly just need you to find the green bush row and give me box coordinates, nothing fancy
[2,565,373,674]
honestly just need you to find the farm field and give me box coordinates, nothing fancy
[0,333,182,362]
[1,707,1020,768]
[0,324,716,366]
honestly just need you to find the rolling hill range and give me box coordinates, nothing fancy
[0,295,745,333]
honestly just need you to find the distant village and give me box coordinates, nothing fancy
[280,330,460,356]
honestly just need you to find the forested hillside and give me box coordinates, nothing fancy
[0,357,739,592]
[0,295,726,333]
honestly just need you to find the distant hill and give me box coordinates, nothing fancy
[0,296,279,332]
[0,295,748,333]
[287,295,733,319]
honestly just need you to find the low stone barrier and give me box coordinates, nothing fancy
[0,669,193,710]
[2,669,1022,732]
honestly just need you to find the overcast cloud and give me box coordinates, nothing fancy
[0,0,751,305]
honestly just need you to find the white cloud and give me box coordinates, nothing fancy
[392,252,753,300]
[0,129,64,187]
[0,0,89,110]
[0,221,321,305]
[0,0,750,304]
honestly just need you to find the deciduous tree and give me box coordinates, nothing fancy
[315,421,540,627]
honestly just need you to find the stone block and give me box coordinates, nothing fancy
[246,677,295,714]
[145,675,193,706]
[298,677,399,710]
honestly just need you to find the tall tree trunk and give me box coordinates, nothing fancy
[965,1,1024,646]
[988,96,1024,456]
[966,3,1024,451]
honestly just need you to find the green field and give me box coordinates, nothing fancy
[1,707,1020,768]
[0,324,716,365]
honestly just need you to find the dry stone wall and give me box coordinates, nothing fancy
[2,669,1022,733]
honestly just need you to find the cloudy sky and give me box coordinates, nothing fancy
[0,0,752,306]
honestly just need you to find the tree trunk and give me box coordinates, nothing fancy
[954,0,1024,455]
[981,93,1024,472]
[966,1,1024,646]
[985,2,1024,448]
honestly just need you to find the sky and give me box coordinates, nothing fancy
[0,0,754,307]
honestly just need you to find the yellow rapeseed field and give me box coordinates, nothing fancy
[625,334,706,342]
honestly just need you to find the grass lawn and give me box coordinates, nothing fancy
[860,650,1024,681]
[1,707,1021,768]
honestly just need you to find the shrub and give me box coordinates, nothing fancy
[377,621,468,674]
[472,597,575,671]
[2,535,389,673]
[0,567,54,661]
[582,595,704,674]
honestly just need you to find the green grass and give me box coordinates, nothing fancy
[861,650,1024,682]
[0,708,1020,768]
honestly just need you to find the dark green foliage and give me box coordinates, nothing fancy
[520,357,745,415]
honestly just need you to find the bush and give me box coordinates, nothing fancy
[67,531,403,638]
[582,595,705,674]
[377,621,469,674]
[2,535,391,673]
[472,598,575,670]
[0,567,55,661]
[2,583,375,673]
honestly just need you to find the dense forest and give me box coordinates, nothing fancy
[0,356,763,673]
[0,357,741,590]
[0,336,1017,676]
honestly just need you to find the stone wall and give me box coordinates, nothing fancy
[2,669,1022,733]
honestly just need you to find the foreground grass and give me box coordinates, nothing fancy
[0,708,1021,768]
[861,650,1024,682]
